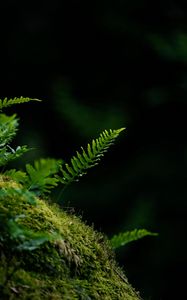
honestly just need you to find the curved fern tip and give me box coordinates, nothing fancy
[110,229,158,249]
[30,98,42,102]
[59,127,126,185]
[0,97,42,110]
[117,127,126,132]
[109,127,126,132]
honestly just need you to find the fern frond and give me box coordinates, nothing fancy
[26,158,62,195]
[110,229,158,249]
[0,113,30,167]
[0,145,29,167]
[0,114,19,147]
[0,97,41,111]
[58,128,125,185]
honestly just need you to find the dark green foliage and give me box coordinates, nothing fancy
[0,100,126,257]
[0,208,60,299]
[4,160,61,197]
[25,158,62,195]
[0,114,18,146]
[0,181,141,300]
[0,99,156,252]
[0,99,156,299]
[0,184,59,259]
[0,145,29,167]
[0,186,37,206]
[0,113,30,167]
[110,229,158,249]
[0,213,53,251]
[22,128,126,195]
[0,98,126,195]
[55,86,125,137]
[0,97,41,167]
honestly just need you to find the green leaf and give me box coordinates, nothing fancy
[65,164,76,176]
[1,214,60,251]
[77,150,87,166]
[59,128,125,185]
[15,233,52,251]
[26,158,62,195]
[110,229,158,249]
[87,143,93,159]
[0,114,19,147]
[71,157,79,173]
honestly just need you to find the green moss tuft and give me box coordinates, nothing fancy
[0,176,141,299]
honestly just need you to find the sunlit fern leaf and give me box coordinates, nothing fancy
[0,97,41,111]
[58,128,125,185]
[0,145,29,167]
[26,158,62,195]
[0,114,19,147]
[110,229,158,249]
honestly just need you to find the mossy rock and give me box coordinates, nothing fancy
[0,176,141,299]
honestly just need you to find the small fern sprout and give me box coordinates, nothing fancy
[58,128,125,185]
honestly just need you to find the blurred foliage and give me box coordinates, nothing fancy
[54,83,125,137]
[149,32,187,62]
[1,0,187,299]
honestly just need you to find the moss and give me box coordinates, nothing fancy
[0,176,141,299]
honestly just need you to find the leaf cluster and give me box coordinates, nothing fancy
[0,184,60,254]
[0,97,157,258]
[0,113,29,167]
[0,97,126,196]
[0,213,52,252]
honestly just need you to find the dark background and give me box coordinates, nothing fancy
[1,1,187,299]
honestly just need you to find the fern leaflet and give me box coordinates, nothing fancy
[110,229,158,249]
[0,114,19,147]
[58,128,125,185]
[0,145,29,167]
[26,158,62,195]
[0,97,41,111]
[0,113,31,167]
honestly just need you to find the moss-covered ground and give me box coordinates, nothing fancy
[0,176,141,299]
